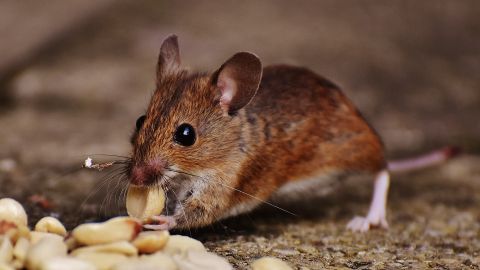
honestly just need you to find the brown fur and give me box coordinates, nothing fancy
[129,36,385,229]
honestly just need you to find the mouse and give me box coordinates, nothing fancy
[127,35,458,232]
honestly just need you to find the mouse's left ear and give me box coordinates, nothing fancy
[157,34,181,80]
[212,52,262,114]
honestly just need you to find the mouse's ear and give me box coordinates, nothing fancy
[212,52,262,114]
[157,34,180,80]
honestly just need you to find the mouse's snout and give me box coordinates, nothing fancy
[130,158,166,186]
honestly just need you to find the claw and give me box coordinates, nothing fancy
[143,215,176,231]
[347,215,388,232]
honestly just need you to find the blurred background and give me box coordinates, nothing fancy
[0,1,479,268]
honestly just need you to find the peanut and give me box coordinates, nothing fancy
[12,237,29,264]
[163,235,206,256]
[0,263,14,270]
[26,236,68,270]
[173,250,232,270]
[73,252,128,270]
[34,217,67,237]
[141,252,177,270]
[71,241,138,257]
[0,199,27,227]
[40,257,95,270]
[11,259,23,269]
[251,257,293,270]
[29,232,63,245]
[0,221,30,244]
[111,252,177,270]
[0,237,13,264]
[132,231,169,254]
[126,186,165,221]
[64,236,79,251]
[72,217,141,246]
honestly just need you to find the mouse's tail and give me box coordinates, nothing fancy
[387,146,461,173]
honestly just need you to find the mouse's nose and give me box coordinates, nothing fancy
[130,159,166,186]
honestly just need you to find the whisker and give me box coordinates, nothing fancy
[119,174,130,208]
[82,153,130,159]
[117,164,132,213]
[100,170,122,216]
[81,167,126,218]
[105,168,130,213]
[112,174,126,211]
[72,155,131,224]
[169,184,192,236]
[120,174,130,210]
[77,174,113,221]
[167,168,297,217]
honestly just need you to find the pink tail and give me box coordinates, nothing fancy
[387,146,461,173]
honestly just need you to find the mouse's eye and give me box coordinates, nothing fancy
[135,115,146,132]
[174,123,196,146]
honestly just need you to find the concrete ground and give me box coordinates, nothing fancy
[1,1,479,269]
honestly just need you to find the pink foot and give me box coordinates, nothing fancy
[347,170,390,232]
[347,214,388,232]
[143,215,177,231]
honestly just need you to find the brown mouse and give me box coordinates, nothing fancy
[128,35,457,232]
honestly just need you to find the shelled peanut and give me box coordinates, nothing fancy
[125,185,165,222]
[0,197,293,270]
[0,197,233,270]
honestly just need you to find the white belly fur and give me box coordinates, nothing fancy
[222,171,343,219]
[271,171,342,203]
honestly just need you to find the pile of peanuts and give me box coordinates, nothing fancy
[0,197,293,270]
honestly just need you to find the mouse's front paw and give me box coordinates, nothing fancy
[346,214,388,232]
[143,215,177,231]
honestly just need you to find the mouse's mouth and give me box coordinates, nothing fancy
[128,158,172,186]
[128,168,168,187]
[127,162,195,216]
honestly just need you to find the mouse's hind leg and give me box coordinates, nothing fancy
[346,169,390,232]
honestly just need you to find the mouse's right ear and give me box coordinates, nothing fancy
[156,35,180,80]
[212,52,262,115]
